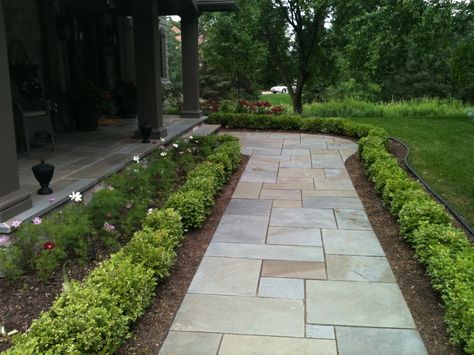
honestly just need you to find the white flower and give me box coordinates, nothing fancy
[173,143,179,148]
[147,208,154,215]
[160,152,167,157]
[133,155,140,163]
[69,191,82,202]
[189,135,194,140]
[160,137,166,142]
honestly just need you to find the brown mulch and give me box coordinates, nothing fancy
[345,152,466,355]
[116,155,249,355]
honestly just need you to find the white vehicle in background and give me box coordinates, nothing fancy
[270,85,288,94]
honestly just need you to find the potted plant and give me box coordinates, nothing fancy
[113,80,137,118]
[70,81,102,131]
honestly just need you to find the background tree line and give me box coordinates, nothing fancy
[197,0,474,112]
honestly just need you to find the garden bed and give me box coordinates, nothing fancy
[0,134,242,353]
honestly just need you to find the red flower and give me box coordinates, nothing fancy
[43,241,56,250]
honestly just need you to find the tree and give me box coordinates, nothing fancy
[201,0,267,99]
[258,0,331,113]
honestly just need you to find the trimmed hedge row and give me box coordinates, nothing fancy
[209,113,474,353]
[5,135,241,354]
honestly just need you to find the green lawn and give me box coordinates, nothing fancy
[260,93,292,106]
[348,116,474,227]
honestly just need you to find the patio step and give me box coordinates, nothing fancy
[186,123,221,137]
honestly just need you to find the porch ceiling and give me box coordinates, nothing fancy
[197,0,238,12]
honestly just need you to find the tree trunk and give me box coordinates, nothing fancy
[292,92,303,114]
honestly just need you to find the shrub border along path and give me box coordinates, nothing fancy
[208,113,474,354]
[4,137,241,354]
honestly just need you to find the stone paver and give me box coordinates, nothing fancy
[160,331,222,355]
[270,208,337,229]
[171,294,304,337]
[334,209,372,230]
[336,327,428,355]
[306,280,416,328]
[219,335,337,355]
[160,132,427,355]
[326,255,395,282]
[206,243,324,262]
[322,229,385,256]
[306,325,336,339]
[213,215,269,244]
[188,257,261,296]
[303,196,364,209]
[258,277,304,299]
[273,200,302,208]
[261,260,326,279]
[267,226,322,246]
[232,182,262,199]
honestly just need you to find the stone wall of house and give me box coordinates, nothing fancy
[3,0,43,76]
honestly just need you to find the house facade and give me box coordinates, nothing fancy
[0,0,236,223]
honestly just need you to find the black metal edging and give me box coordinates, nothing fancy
[389,137,474,237]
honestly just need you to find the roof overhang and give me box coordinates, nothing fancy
[197,0,238,12]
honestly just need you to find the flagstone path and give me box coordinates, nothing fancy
[160,131,428,355]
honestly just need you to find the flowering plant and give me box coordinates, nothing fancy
[236,99,285,115]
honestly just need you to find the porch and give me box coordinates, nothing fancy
[0,115,207,233]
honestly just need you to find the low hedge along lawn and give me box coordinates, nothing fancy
[5,135,241,354]
[209,113,474,353]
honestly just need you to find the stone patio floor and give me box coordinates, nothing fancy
[1,116,206,233]
[160,131,428,355]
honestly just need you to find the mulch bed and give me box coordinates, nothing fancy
[345,148,466,355]
[116,155,249,354]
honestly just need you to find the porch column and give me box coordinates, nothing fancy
[132,0,167,138]
[0,0,32,224]
[180,13,202,118]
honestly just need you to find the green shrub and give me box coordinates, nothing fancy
[188,162,226,190]
[216,140,241,171]
[165,190,206,230]
[302,98,466,118]
[143,208,184,245]
[208,151,233,179]
[182,175,216,213]
[398,198,451,236]
[121,228,176,279]
[411,224,470,264]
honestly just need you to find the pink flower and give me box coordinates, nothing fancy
[0,235,11,247]
[32,217,42,225]
[104,222,116,232]
[48,197,56,204]
[11,220,22,228]
[43,241,55,250]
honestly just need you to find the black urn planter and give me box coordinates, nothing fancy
[140,124,152,143]
[32,160,55,195]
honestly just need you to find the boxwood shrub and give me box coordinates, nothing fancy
[209,112,474,353]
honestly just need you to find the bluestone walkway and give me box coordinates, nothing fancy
[160,131,428,355]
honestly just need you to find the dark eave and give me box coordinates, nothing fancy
[197,0,238,12]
